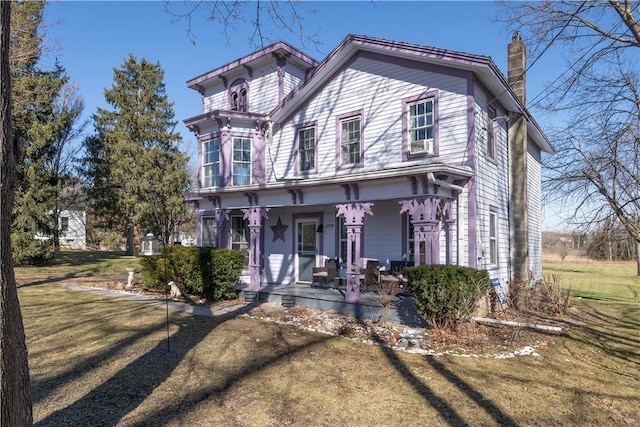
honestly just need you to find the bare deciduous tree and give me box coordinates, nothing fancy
[498,1,640,274]
[163,0,322,50]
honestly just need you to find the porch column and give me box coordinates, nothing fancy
[399,198,441,266]
[242,207,270,292]
[442,199,455,264]
[336,203,373,302]
[213,208,228,248]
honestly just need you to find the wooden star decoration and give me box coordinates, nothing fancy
[271,217,288,242]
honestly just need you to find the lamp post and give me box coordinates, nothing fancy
[139,233,170,352]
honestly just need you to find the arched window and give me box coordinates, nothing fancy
[229,79,249,112]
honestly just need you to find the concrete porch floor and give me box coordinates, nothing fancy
[237,282,428,327]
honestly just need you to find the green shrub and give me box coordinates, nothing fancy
[405,264,489,329]
[12,233,55,266]
[139,246,244,301]
[139,255,164,290]
[209,248,245,300]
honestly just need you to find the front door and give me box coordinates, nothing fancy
[296,219,318,283]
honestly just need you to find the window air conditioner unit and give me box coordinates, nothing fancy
[409,139,433,155]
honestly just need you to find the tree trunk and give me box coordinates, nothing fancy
[125,223,134,256]
[0,2,33,425]
[636,241,640,277]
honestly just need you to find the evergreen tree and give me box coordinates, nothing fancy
[86,55,188,254]
[10,1,68,264]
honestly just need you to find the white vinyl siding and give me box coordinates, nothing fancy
[528,145,543,282]
[268,56,468,182]
[201,61,307,115]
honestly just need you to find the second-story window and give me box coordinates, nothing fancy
[408,98,434,154]
[203,138,220,188]
[229,79,249,112]
[232,137,251,186]
[487,107,496,160]
[341,116,361,165]
[298,126,316,172]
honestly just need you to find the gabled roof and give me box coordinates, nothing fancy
[269,34,553,154]
[186,40,319,93]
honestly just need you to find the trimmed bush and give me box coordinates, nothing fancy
[405,264,489,329]
[139,255,164,290]
[139,246,245,301]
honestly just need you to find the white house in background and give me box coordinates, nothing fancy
[184,34,553,302]
[35,183,87,249]
[57,183,87,249]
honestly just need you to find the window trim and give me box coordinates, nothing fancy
[295,121,318,175]
[402,91,438,160]
[335,110,364,169]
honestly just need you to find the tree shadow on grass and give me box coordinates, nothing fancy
[32,296,332,427]
[356,304,519,427]
[552,302,640,377]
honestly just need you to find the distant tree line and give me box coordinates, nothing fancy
[545,219,637,262]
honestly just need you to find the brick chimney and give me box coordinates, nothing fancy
[507,31,529,282]
[508,32,526,105]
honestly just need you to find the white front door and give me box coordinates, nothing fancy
[296,219,318,283]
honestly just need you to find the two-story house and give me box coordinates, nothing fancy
[184,34,552,303]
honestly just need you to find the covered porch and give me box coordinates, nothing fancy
[237,282,428,327]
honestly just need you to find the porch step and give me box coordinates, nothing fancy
[237,284,428,327]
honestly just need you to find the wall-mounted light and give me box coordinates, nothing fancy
[316,224,324,233]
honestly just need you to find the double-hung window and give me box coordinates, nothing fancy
[230,215,249,267]
[202,216,216,246]
[203,138,220,188]
[487,107,496,160]
[489,210,498,266]
[60,217,69,234]
[232,137,251,186]
[408,98,434,154]
[340,116,361,165]
[298,126,316,172]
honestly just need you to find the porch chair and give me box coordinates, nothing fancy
[312,258,338,289]
[361,259,381,292]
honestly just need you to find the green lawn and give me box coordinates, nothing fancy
[543,260,640,303]
[15,250,140,278]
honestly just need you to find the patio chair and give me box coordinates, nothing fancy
[312,259,338,288]
[362,260,380,292]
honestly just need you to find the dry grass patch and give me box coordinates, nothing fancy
[19,277,640,427]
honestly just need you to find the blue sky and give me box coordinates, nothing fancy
[43,1,565,229]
